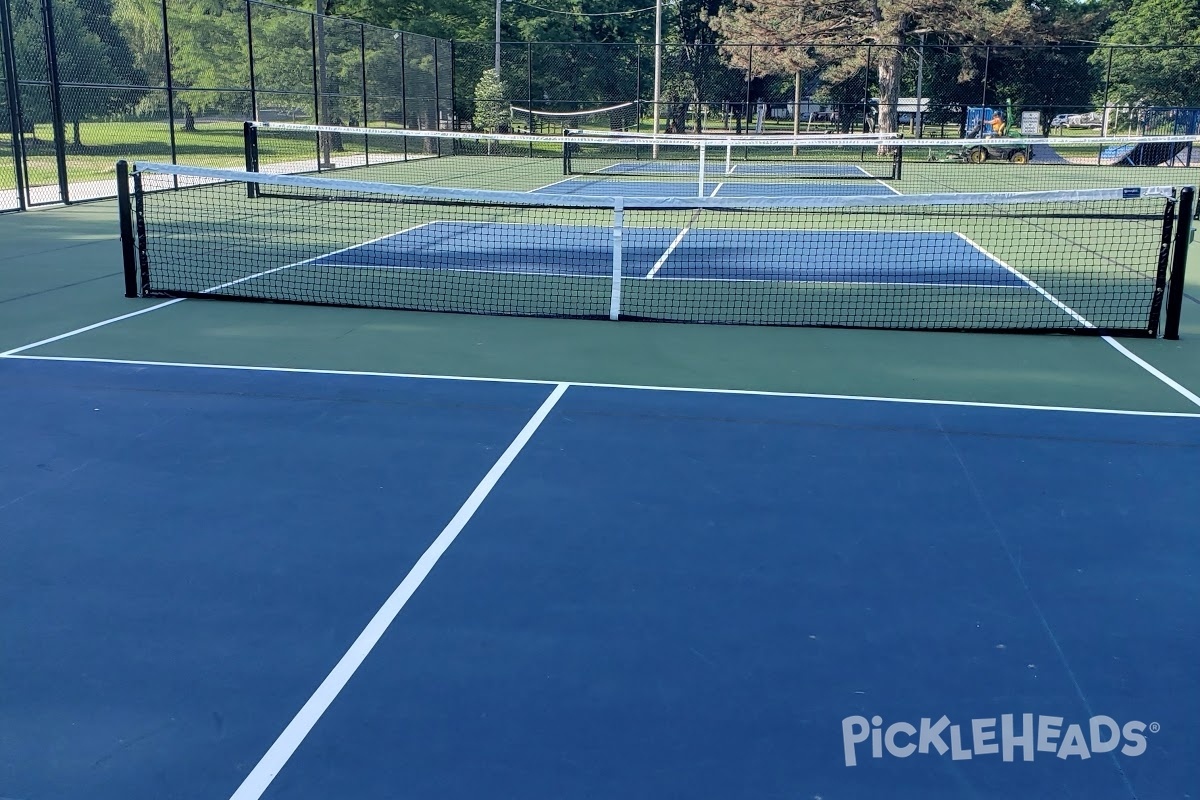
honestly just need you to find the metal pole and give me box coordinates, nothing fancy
[41,0,69,203]
[245,0,258,120]
[159,0,177,181]
[0,0,28,209]
[450,38,457,131]
[433,38,442,144]
[527,40,532,154]
[744,44,752,134]
[360,24,368,161]
[1102,46,1114,136]
[495,0,501,74]
[635,44,642,133]
[651,0,662,157]
[792,68,800,154]
[915,34,925,138]
[862,45,871,133]
[980,45,990,108]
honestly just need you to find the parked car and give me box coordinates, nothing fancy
[1051,112,1103,130]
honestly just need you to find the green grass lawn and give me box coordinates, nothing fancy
[0,119,423,191]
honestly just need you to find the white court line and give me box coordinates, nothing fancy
[225,382,569,800]
[6,355,1200,418]
[208,223,435,293]
[0,300,185,357]
[2,170,578,355]
[645,228,691,278]
[852,163,903,196]
[646,182,723,278]
[955,232,1200,408]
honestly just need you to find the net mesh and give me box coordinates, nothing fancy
[245,122,1200,194]
[126,162,1181,336]
[510,103,641,135]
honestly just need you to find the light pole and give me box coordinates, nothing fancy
[651,0,663,156]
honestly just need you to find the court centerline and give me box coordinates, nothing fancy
[224,382,570,800]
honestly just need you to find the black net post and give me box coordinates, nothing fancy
[243,121,259,198]
[133,169,149,294]
[1164,186,1194,340]
[117,161,137,297]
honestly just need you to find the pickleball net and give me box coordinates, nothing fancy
[119,161,1193,336]
[243,122,1200,195]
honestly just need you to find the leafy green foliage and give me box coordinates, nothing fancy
[1095,0,1200,106]
[472,67,509,131]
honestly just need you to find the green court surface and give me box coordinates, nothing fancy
[1,193,1197,412]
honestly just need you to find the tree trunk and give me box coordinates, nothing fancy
[72,118,81,146]
[876,46,902,136]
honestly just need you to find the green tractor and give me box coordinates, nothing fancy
[948,100,1032,164]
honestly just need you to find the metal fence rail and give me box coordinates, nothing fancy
[0,0,450,209]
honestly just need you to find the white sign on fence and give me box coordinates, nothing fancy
[1021,111,1041,135]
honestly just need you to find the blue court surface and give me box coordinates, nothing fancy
[594,161,886,179]
[305,222,1025,286]
[2,356,1197,800]
[541,176,898,197]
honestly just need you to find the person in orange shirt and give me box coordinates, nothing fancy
[990,111,1007,137]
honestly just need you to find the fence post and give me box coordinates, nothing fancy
[526,41,532,153]
[915,33,925,138]
[1101,46,1113,135]
[451,38,458,130]
[433,38,442,154]
[0,0,27,210]
[635,44,642,132]
[399,32,407,132]
[744,44,752,134]
[862,45,872,133]
[40,0,69,203]
[159,0,177,181]
[980,45,990,108]
[245,0,258,120]
[359,23,368,160]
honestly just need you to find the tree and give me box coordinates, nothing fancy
[1093,0,1200,108]
[473,68,509,131]
[114,0,252,122]
[8,0,141,145]
[709,0,1036,135]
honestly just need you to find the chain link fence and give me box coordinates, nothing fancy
[0,0,450,209]
[4,15,1199,211]
[454,41,1200,141]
